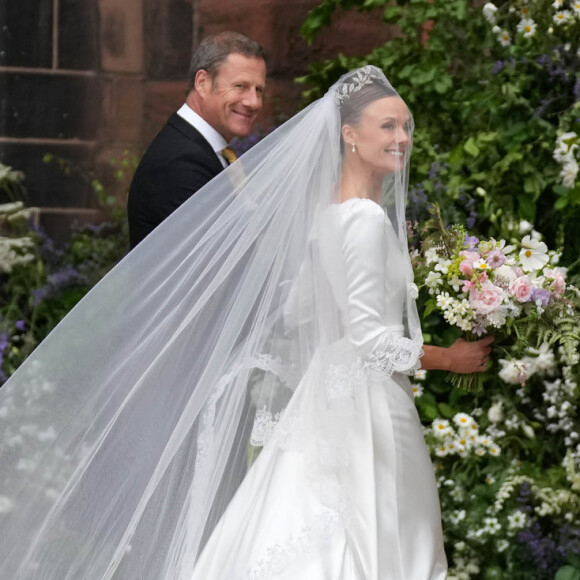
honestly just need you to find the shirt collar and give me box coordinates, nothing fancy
[176,103,228,154]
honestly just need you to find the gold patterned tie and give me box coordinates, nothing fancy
[221,147,238,165]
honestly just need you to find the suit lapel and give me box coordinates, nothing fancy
[167,113,224,174]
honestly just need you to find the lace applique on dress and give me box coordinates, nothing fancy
[250,407,282,447]
[325,360,366,402]
[244,500,347,579]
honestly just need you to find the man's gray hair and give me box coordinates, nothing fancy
[187,32,266,93]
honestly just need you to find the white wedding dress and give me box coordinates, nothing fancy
[190,198,447,580]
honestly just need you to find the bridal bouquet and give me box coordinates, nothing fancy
[413,208,580,392]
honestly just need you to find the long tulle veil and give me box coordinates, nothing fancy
[0,66,420,579]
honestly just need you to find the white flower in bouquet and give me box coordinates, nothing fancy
[494,264,518,288]
[412,383,424,398]
[519,235,549,271]
[573,1,580,16]
[425,270,443,294]
[434,258,452,274]
[517,18,537,37]
[425,247,440,265]
[519,220,534,234]
[473,258,489,271]
[552,0,565,9]
[486,308,507,328]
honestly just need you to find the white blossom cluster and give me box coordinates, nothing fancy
[446,552,480,580]
[553,131,579,188]
[429,413,501,459]
[0,202,37,274]
[0,236,36,274]
[483,1,580,48]
[494,475,580,522]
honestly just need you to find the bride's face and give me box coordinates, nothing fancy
[343,96,412,175]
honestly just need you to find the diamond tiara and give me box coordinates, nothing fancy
[335,66,386,105]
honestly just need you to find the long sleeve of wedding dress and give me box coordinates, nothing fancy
[189,198,447,580]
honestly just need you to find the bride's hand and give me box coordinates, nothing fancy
[445,336,494,374]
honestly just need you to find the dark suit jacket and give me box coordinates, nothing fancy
[127,113,225,248]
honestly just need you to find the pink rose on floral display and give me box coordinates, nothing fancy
[510,276,533,303]
[469,281,505,315]
[459,251,480,276]
[543,268,566,295]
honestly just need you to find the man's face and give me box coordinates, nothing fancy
[196,53,266,141]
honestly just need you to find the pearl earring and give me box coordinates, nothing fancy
[351,143,356,153]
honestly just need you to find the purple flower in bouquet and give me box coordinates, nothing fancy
[487,249,506,269]
[463,235,479,250]
[531,287,550,307]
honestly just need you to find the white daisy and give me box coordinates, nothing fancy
[498,29,511,47]
[553,10,572,24]
[412,384,424,398]
[432,418,453,438]
[517,18,537,37]
[552,0,564,7]
[453,413,475,428]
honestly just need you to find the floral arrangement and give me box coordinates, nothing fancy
[413,206,580,392]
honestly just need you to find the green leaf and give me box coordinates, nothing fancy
[464,137,480,157]
[423,405,439,420]
[555,566,580,580]
[438,402,455,419]
[383,5,401,21]
[517,194,536,221]
[553,184,571,196]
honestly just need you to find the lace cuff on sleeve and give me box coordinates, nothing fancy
[364,333,424,381]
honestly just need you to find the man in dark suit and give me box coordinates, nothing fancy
[127,32,267,249]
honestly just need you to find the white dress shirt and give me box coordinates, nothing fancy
[176,103,229,168]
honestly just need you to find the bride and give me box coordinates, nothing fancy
[0,67,491,579]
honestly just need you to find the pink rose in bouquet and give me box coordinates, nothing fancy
[470,281,505,315]
[509,276,533,303]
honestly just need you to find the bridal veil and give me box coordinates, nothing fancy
[0,67,423,579]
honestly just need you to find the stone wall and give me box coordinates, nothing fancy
[0,0,391,238]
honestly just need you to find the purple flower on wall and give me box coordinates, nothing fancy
[33,265,85,305]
